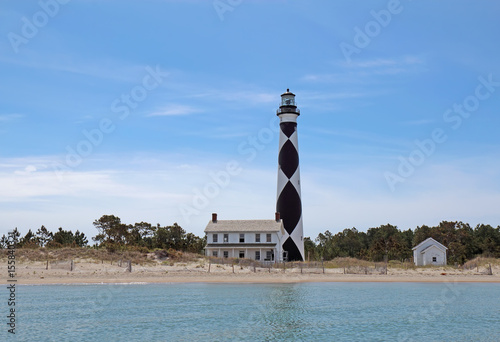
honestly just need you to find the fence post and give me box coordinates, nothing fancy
[232,263,235,274]
[322,258,324,274]
[253,263,256,273]
[127,260,132,273]
[46,260,49,270]
[208,261,211,273]
[70,260,74,272]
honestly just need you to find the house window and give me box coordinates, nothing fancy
[432,257,437,262]
[223,234,228,242]
[266,251,272,261]
[212,251,218,257]
[239,233,245,243]
[266,233,272,242]
[255,234,260,242]
[239,251,245,258]
[212,234,218,243]
[223,251,228,258]
[255,251,260,261]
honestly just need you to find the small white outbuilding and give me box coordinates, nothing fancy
[412,237,447,266]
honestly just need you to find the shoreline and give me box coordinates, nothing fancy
[6,273,500,285]
[4,259,499,285]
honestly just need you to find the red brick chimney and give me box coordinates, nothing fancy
[275,212,280,222]
[212,213,217,223]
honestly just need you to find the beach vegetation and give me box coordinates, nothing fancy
[2,217,498,268]
[308,221,500,265]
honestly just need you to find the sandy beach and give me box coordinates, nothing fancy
[3,258,500,285]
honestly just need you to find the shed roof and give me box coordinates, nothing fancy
[412,237,447,251]
[419,244,446,254]
[204,220,283,233]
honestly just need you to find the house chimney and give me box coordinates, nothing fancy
[212,213,217,223]
[275,212,280,222]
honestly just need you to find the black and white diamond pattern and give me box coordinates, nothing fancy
[276,120,304,261]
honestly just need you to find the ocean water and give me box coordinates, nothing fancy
[4,282,500,341]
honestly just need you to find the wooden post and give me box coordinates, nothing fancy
[300,263,303,274]
[232,263,235,274]
[46,260,49,270]
[269,264,271,273]
[128,260,132,273]
[322,258,324,274]
[208,261,211,273]
[253,264,256,273]
[70,260,74,272]
[283,262,286,273]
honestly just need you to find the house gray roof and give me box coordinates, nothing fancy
[412,237,447,251]
[419,244,446,254]
[204,220,283,233]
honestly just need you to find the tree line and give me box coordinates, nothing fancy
[0,215,206,254]
[92,215,205,253]
[304,221,500,264]
[1,226,88,249]
[3,217,499,264]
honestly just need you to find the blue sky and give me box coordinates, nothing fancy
[1,0,499,241]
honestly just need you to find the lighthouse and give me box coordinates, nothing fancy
[276,89,304,261]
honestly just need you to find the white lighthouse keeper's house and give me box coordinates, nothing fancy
[204,213,285,262]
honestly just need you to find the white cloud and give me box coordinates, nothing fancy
[1,151,499,240]
[14,165,37,175]
[147,104,202,117]
[0,113,23,122]
[339,55,426,69]
[181,86,276,105]
[303,55,428,84]
[0,52,155,83]
[300,164,500,237]
[400,119,436,126]
[0,154,265,237]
